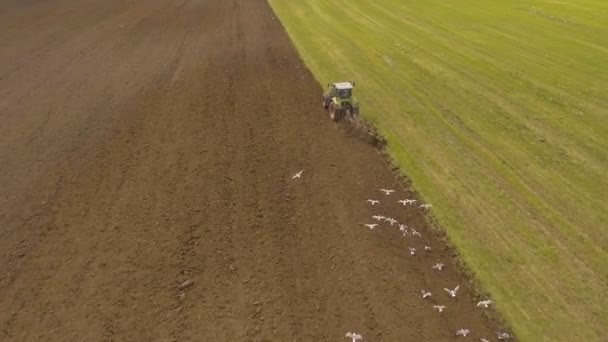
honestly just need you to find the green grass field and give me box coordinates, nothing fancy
[268,0,608,340]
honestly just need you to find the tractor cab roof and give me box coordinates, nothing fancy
[333,82,353,90]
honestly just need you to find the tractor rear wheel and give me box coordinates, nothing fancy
[329,102,342,122]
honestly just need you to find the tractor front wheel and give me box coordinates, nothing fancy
[322,96,329,109]
[329,102,342,122]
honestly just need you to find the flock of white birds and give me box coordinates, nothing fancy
[348,188,512,341]
[289,171,511,341]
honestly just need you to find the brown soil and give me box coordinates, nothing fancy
[0,0,500,341]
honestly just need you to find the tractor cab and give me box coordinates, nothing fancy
[331,82,353,99]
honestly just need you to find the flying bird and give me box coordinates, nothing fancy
[433,305,446,312]
[364,224,378,230]
[367,199,380,205]
[380,188,395,195]
[398,199,416,205]
[420,204,432,209]
[421,290,432,299]
[497,332,512,340]
[409,247,417,255]
[432,263,445,271]
[424,245,432,251]
[399,224,408,233]
[444,285,460,298]
[345,332,363,342]
[385,217,398,226]
[292,170,303,179]
[411,229,421,237]
[477,299,493,308]
[456,329,471,337]
[480,338,490,342]
[372,215,385,221]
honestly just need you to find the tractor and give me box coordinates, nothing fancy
[322,81,359,122]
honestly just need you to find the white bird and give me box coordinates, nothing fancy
[292,170,303,179]
[409,247,417,255]
[372,215,385,221]
[480,338,490,342]
[398,199,416,205]
[444,285,460,298]
[345,332,363,342]
[497,332,512,340]
[456,329,471,337]
[367,199,380,205]
[420,204,432,209]
[432,263,445,271]
[380,188,395,195]
[477,299,493,308]
[399,224,408,233]
[385,217,398,226]
[433,305,446,312]
[411,229,421,237]
[421,290,432,299]
[424,245,432,251]
[364,224,378,230]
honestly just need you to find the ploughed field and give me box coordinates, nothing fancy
[0,0,499,341]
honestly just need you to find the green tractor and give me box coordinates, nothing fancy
[322,81,359,122]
